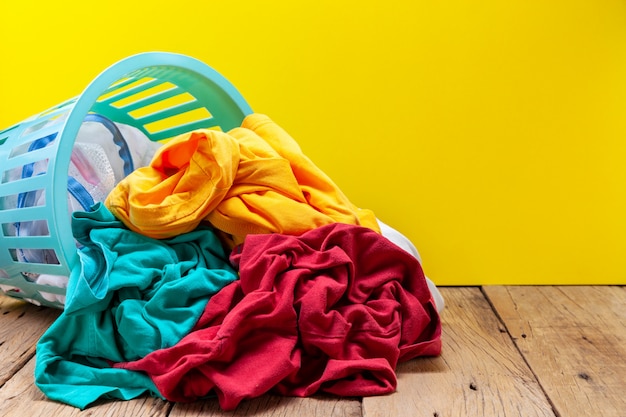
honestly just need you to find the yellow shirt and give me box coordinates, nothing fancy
[105,114,379,244]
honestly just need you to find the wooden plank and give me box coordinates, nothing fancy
[0,357,172,417]
[483,285,626,417]
[363,287,556,417]
[0,294,360,417]
[171,395,361,417]
[0,295,60,386]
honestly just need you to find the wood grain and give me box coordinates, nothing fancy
[483,285,626,417]
[363,287,556,417]
[0,357,171,417]
[171,395,361,417]
[0,296,60,386]
[1,286,624,417]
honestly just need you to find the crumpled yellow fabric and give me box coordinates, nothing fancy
[105,114,379,245]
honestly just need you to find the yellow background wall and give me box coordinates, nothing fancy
[1,0,625,285]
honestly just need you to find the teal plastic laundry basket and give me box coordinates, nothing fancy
[0,52,252,308]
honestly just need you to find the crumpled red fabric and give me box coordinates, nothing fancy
[114,223,441,410]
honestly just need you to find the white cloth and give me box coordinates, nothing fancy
[377,219,445,313]
[36,274,68,305]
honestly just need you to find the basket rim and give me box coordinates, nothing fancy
[56,52,253,278]
[2,52,253,308]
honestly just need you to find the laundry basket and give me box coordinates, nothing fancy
[0,52,253,309]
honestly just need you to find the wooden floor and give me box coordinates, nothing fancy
[0,286,623,417]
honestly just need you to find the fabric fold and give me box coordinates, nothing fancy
[105,114,379,246]
[114,223,441,410]
[35,203,238,409]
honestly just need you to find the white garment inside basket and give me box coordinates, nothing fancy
[9,115,160,305]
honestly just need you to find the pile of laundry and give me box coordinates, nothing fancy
[34,113,443,410]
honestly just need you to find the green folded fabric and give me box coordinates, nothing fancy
[35,202,238,409]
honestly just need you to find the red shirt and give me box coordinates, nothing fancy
[115,223,441,410]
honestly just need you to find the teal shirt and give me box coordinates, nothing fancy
[35,203,238,409]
